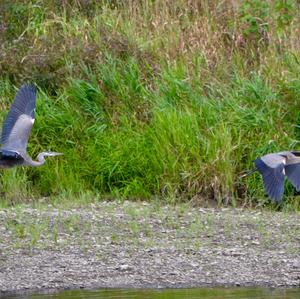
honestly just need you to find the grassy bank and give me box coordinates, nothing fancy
[0,1,300,208]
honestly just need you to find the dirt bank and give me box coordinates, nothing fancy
[0,201,299,294]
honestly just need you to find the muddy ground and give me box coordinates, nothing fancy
[0,201,299,294]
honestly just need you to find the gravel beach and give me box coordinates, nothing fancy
[0,201,299,294]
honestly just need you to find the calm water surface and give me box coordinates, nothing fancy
[2,288,300,299]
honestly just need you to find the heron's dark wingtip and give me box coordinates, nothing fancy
[254,156,285,202]
[268,191,283,203]
[262,172,284,202]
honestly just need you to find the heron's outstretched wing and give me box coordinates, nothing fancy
[1,84,36,150]
[284,161,300,192]
[254,156,285,202]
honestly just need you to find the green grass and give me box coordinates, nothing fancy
[0,1,300,208]
[1,200,300,253]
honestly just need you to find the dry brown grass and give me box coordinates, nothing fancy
[0,0,299,89]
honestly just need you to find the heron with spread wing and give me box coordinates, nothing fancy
[243,151,300,202]
[0,84,62,168]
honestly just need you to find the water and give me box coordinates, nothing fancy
[1,288,300,299]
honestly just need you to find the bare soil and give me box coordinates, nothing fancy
[0,201,299,294]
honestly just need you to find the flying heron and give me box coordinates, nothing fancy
[243,151,300,202]
[0,84,62,168]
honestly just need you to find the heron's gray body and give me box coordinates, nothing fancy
[254,151,300,202]
[0,84,62,168]
[0,150,24,168]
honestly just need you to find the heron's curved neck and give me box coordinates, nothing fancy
[29,153,46,166]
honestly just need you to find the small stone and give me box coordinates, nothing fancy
[116,264,132,271]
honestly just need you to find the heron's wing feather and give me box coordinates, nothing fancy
[254,157,285,202]
[4,115,35,150]
[284,163,300,191]
[1,84,36,150]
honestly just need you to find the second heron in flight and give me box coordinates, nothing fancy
[247,151,300,202]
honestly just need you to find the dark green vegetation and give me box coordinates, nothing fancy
[0,1,300,208]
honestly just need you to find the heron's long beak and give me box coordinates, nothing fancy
[53,152,63,156]
[47,152,63,157]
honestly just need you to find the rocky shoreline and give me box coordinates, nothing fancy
[0,201,299,294]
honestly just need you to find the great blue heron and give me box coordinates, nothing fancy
[243,151,300,202]
[0,84,62,168]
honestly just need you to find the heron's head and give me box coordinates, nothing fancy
[35,151,63,165]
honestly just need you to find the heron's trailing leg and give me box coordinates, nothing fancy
[239,168,256,178]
